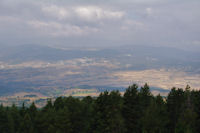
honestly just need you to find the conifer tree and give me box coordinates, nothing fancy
[0,104,8,132]
[19,113,34,133]
[94,91,125,133]
[123,84,140,133]
[141,95,168,133]
[167,87,185,132]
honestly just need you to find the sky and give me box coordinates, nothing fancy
[0,0,200,50]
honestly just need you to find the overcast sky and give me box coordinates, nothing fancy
[0,0,200,50]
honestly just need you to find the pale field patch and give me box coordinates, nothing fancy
[64,89,99,97]
[113,69,200,90]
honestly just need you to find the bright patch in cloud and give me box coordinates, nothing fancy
[74,6,125,21]
[146,7,153,16]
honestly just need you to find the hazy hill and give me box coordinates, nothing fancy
[0,45,199,70]
[0,44,199,97]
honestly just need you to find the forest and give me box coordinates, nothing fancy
[0,83,200,133]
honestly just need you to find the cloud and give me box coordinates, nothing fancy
[121,20,144,31]
[192,41,200,46]
[146,8,153,16]
[35,5,125,37]
[41,5,125,21]
[0,0,199,50]
[28,20,99,37]
[0,16,21,23]
[74,6,125,21]
[42,5,70,20]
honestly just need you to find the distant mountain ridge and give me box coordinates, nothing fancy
[0,45,200,67]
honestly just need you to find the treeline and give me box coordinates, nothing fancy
[0,83,200,133]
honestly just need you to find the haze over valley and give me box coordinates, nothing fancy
[0,44,199,106]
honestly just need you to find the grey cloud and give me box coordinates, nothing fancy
[0,0,199,51]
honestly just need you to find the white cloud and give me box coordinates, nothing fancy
[74,6,125,21]
[41,5,125,22]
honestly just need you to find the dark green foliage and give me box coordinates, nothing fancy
[93,91,125,133]
[191,90,200,132]
[176,108,197,133]
[81,96,95,133]
[139,83,153,112]
[18,113,34,133]
[141,95,168,133]
[0,83,200,133]
[123,84,140,133]
[55,107,71,133]
[167,87,185,132]
[0,105,8,133]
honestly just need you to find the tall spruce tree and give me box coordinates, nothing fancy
[191,90,200,132]
[93,91,125,133]
[81,96,95,133]
[167,87,185,133]
[123,84,140,133]
[18,113,34,133]
[175,85,197,133]
[0,104,8,133]
[55,107,72,133]
[141,95,168,133]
